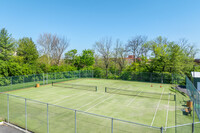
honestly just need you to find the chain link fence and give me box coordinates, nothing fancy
[0,93,163,133]
[0,70,199,133]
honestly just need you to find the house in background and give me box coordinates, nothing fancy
[195,59,200,64]
[125,55,141,65]
[191,72,200,91]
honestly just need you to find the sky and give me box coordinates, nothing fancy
[0,0,200,58]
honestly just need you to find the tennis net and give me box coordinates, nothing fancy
[52,82,97,92]
[105,87,175,101]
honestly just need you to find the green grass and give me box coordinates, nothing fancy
[0,78,199,133]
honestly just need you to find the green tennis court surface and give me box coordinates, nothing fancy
[5,78,200,132]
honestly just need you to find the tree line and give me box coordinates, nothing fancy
[0,28,198,78]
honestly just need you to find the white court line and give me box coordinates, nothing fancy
[76,95,106,110]
[54,92,89,105]
[150,88,165,126]
[126,91,143,106]
[165,94,171,130]
[85,95,113,112]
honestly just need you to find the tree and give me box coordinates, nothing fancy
[37,33,69,65]
[65,49,78,66]
[17,37,39,64]
[94,37,112,78]
[79,49,95,68]
[0,28,15,61]
[113,39,127,72]
[149,36,169,72]
[126,35,147,62]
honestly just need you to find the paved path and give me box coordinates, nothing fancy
[0,125,24,133]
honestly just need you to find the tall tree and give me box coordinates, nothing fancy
[65,49,78,66]
[94,37,112,78]
[126,35,147,62]
[17,37,39,64]
[0,28,15,61]
[113,39,127,72]
[37,33,69,65]
[149,36,169,72]
[79,49,95,68]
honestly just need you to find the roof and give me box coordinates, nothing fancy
[191,72,200,78]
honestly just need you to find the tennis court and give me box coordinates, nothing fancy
[6,78,174,126]
[1,78,199,133]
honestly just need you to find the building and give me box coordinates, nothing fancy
[125,55,141,65]
[195,59,200,64]
[191,72,200,91]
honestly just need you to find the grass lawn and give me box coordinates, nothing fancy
[0,78,199,133]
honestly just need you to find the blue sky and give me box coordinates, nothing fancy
[1,0,200,57]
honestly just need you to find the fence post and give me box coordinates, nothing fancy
[79,70,81,78]
[11,76,12,86]
[161,73,163,83]
[43,73,45,85]
[34,74,35,82]
[46,73,48,85]
[92,70,94,78]
[75,110,77,133]
[192,101,195,133]
[25,98,27,131]
[192,123,194,133]
[111,118,113,133]
[7,94,9,123]
[160,127,163,133]
[175,93,177,133]
[47,103,49,133]
[23,76,25,88]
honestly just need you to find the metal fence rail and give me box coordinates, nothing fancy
[0,70,199,133]
[186,77,200,121]
[0,92,162,133]
[0,70,186,92]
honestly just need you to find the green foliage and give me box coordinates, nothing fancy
[0,29,198,79]
[0,28,15,61]
[65,49,95,70]
[79,49,95,67]
[17,37,39,64]
[65,49,78,65]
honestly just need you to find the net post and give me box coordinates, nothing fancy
[160,127,163,133]
[52,82,53,86]
[7,94,9,123]
[75,110,77,133]
[105,87,107,92]
[25,98,27,131]
[47,103,49,133]
[96,86,98,92]
[111,118,113,133]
